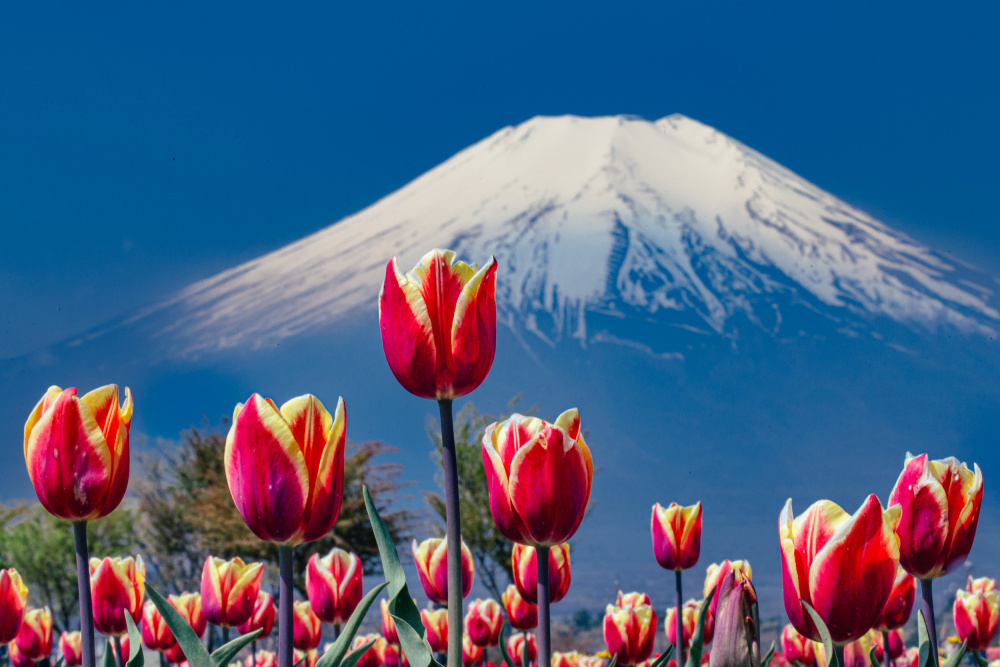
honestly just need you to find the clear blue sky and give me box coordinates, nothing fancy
[2,2,998,358]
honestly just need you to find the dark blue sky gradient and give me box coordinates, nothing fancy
[2,2,999,357]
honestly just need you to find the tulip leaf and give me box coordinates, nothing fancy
[102,640,116,667]
[339,641,377,667]
[54,659,65,667]
[684,592,714,667]
[941,640,967,667]
[607,654,618,667]
[315,582,388,667]
[916,611,934,667]
[146,583,215,667]
[868,645,882,667]
[125,612,145,667]
[211,629,262,667]
[649,646,674,667]
[394,612,443,667]
[761,642,776,667]
[971,652,989,667]
[799,601,837,667]
[498,625,516,667]
[294,659,306,667]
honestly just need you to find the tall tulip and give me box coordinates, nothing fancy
[779,496,900,652]
[382,598,400,643]
[512,544,571,605]
[464,636,485,667]
[665,600,704,650]
[413,537,475,606]
[465,599,503,648]
[954,588,1000,652]
[0,568,29,643]
[508,633,537,667]
[306,548,363,625]
[652,501,702,667]
[888,453,983,662]
[603,603,656,666]
[225,392,345,667]
[423,608,449,654]
[780,625,815,667]
[14,607,52,662]
[170,592,207,639]
[709,569,758,667]
[24,384,133,667]
[90,556,145,637]
[141,601,176,651]
[292,602,321,651]
[502,585,538,631]
[201,556,263,630]
[61,631,84,667]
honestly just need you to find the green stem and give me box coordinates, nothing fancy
[73,521,96,667]
[921,579,939,667]
[113,635,123,667]
[834,645,845,667]
[438,399,463,667]
[279,546,295,667]
[536,548,551,667]
[675,570,684,667]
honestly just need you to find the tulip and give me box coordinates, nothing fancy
[651,503,703,572]
[603,603,657,666]
[464,635,485,667]
[465,598,503,648]
[306,548,362,625]
[246,652,277,667]
[200,556,264,628]
[512,544,571,605]
[780,625,816,666]
[60,631,84,667]
[779,495,900,645]
[379,639,409,667]
[381,598,400,643]
[0,569,29,644]
[164,643,187,665]
[709,569,758,667]
[412,537,475,606]
[508,633,537,667]
[346,636,380,667]
[89,556,145,637]
[292,601,321,651]
[170,592,207,639]
[237,592,276,639]
[873,566,915,633]
[423,608,449,654]
[141,601,176,651]
[553,653,603,667]
[616,592,651,608]
[294,651,319,667]
[502,585,538,631]
[9,641,35,667]
[14,607,52,662]
[872,630,904,662]
[665,600,705,649]
[969,577,998,595]
[955,588,1000,652]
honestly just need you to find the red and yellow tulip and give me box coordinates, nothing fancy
[141,601,176,652]
[422,608,449,654]
[502,584,538,631]
[412,537,474,606]
[60,631,83,667]
[292,601,321,651]
[463,635,484,667]
[0,569,28,644]
[200,556,263,628]
[246,652,276,667]
[665,600,703,650]
[14,607,52,663]
[873,566,915,632]
[603,603,656,666]
[968,576,997,595]
[615,592,650,608]
[482,409,593,546]
[378,638,408,667]
[553,653,603,667]
[507,633,537,667]
[349,635,382,667]
[779,496,900,645]
[381,598,400,644]
[379,249,498,400]
[954,587,1000,652]
[294,650,319,667]
[651,502,702,572]
[169,592,206,639]
[465,598,503,648]
[887,453,983,580]
[780,625,815,667]
[9,641,35,667]
[237,591,276,640]
[89,555,145,637]
[306,548,363,625]
[24,385,133,521]
[512,543,571,605]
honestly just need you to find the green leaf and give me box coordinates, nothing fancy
[971,651,990,667]
[339,641,378,667]
[146,583,215,667]
[792,661,806,667]
[868,645,882,667]
[125,613,145,667]
[917,611,934,667]
[294,659,306,667]
[53,658,66,667]
[498,625,516,667]
[607,654,618,667]
[393,612,442,667]
[685,592,714,667]
[649,646,674,667]
[760,642,776,667]
[800,600,836,667]
[211,629,262,667]
[315,582,389,667]
[101,640,116,667]
[941,640,968,667]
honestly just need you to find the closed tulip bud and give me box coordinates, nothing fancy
[90,555,145,636]
[0,568,29,644]
[200,556,263,628]
[423,608,449,653]
[246,653,276,667]
[9,641,35,667]
[24,385,133,521]
[954,588,1000,652]
[872,629,904,662]
[482,409,593,546]
[616,592,651,608]
[381,598,400,643]
[237,591,276,639]
[780,625,815,666]
[306,548,363,624]
[164,643,187,665]
[379,639,409,667]
[873,566,915,632]
[665,600,704,649]
[651,502,702,572]
[169,592,206,639]
[502,585,538,631]
[780,496,900,644]
[465,598,503,648]
[604,604,657,666]
[709,569,758,667]
[507,633,537,667]
[888,453,983,580]
[59,631,83,667]
[969,576,998,595]
[294,650,319,667]
[512,543,571,605]
[464,635,484,667]
[379,249,498,400]
[292,601,322,651]
[14,607,52,662]
[141,601,176,651]
[412,537,474,606]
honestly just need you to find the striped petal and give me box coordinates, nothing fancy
[889,454,948,578]
[379,256,439,399]
[0,569,28,644]
[83,385,132,519]
[298,397,346,543]
[482,423,529,543]
[90,556,144,636]
[15,607,52,662]
[449,256,498,398]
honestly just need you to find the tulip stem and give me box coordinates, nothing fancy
[438,399,463,667]
[675,570,684,667]
[279,546,294,667]
[834,645,845,667]
[73,521,96,667]
[537,546,551,667]
[522,636,529,667]
[113,635,123,667]
[252,641,258,667]
[223,627,230,644]
[881,631,889,665]
[920,579,939,667]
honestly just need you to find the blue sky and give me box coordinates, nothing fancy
[2,1,999,357]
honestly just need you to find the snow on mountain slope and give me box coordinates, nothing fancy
[121,114,1000,358]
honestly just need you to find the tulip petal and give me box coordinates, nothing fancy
[552,409,581,440]
[450,256,498,397]
[379,257,438,398]
[91,386,132,519]
[23,386,63,456]
[482,424,528,543]
[891,455,949,578]
[298,396,346,543]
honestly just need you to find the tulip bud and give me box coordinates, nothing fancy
[292,601,322,651]
[512,543,571,605]
[603,603,657,666]
[507,633,537,667]
[379,639,409,667]
[306,548,363,625]
[423,608,449,654]
[14,607,52,662]
[0,569,29,644]
[59,631,83,667]
[651,502,702,571]
[349,636,381,667]
[703,561,751,626]
[483,409,593,547]
[780,625,815,667]
[502,584,538,631]
[954,588,1000,652]
[412,537,475,605]
[465,598,503,648]
[379,249,498,400]
[246,652,276,667]
[237,591,276,639]
[888,453,983,580]
[200,556,264,628]
[709,569,759,667]
[90,555,145,636]
[141,601,176,651]
[665,600,704,649]
[381,598,400,643]
[24,385,133,521]
[464,635,485,667]
[169,592,207,639]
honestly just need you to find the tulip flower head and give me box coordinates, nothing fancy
[482,409,593,546]
[142,601,176,651]
[0,568,29,644]
[604,602,657,666]
[200,556,264,628]
[709,569,758,667]
[954,587,1000,652]
[969,576,998,595]
[888,453,983,580]
[507,633,537,667]
[780,625,815,667]
[465,598,503,648]
[464,635,485,667]
[873,566,915,632]
[60,631,83,667]
[90,555,145,636]
[779,495,900,644]
[412,537,475,606]
[14,607,52,662]
[24,385,133,521]
[292,601,322,651]
[379,249,498,400]
[306,548,363,625]
[665,600,704,650]
[226,393,346,545]
[169,592,206,639]
[651,502,703,572]
[381,598,400,643]
[379,640,409,667]
[246,653,276,667]
[237,591,276,639]
[423,608,449,653]
[349,635,381,667]
[502,584,538,630]
[512,543,571,605]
